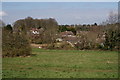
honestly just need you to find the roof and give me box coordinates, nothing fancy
[63,36,78,43]
[30,28,44,34]
[60,31,74,36]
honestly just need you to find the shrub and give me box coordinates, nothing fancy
[2,25,31,57]
[47,42,75,50]
[103,24,120,51]
[74,35,94,50]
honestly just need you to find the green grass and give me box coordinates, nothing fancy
[2,48,118,78]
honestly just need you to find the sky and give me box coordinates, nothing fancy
[1,2,118,25]
[2,0,120,2]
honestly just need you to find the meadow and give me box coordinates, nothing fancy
[2,48,118,78]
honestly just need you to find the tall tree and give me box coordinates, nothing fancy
[103,12,120,51]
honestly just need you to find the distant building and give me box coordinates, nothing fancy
[29,28,44,41]
[59,31,78,44]
[63,36,79,43]
[30,28,44,35]
[56,38,63,42]
[60,31,74,37]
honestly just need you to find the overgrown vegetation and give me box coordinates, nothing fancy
[1,11,120,58]
[13,17,59,44]
[59,25,76,34]
[2,24,31,57]
[103,23,120,51]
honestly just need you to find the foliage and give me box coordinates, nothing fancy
[74,35,94,50]
[94,23,97,26]
[40,18,59,44]
[103,24,120,51]
[75,25,90,31]
[59,25,76,35]
[67,27,76,35]
[59,25,68,32]
[14,17,59,44]
[3,24,12,31]
[47,42,75,50]
[2,24,31,57]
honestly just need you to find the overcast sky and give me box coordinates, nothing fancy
[1,2,118,25]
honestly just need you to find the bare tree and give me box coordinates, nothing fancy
[106,11,118,24]
[41,18,59,44]
[103,11,120,51]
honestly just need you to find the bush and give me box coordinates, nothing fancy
[103,24,120,51]
[75,41,93,50]
[47,42,75,50]
[96,43,104,50]
[2,25,31,57]
[74,35,94,50]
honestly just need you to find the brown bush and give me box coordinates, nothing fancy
[47,42,75,50]
[2,26,31,57]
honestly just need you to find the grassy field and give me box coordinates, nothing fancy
[2,48,118,78]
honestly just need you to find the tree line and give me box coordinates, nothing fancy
[1,11,120,57]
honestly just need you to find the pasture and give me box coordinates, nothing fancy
[2,48,118,78]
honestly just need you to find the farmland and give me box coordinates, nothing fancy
[2,48,118,78]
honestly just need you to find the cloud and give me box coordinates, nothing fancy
[0,11,7,16]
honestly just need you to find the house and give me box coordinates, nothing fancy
[60,31,75,37]
[29,28,44,41]
[76,31,90,36]
[58,31,79,44]
[30,28,44,35]
[63,36,79,43]
[30,28,39,35]
[56,38,63,42]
